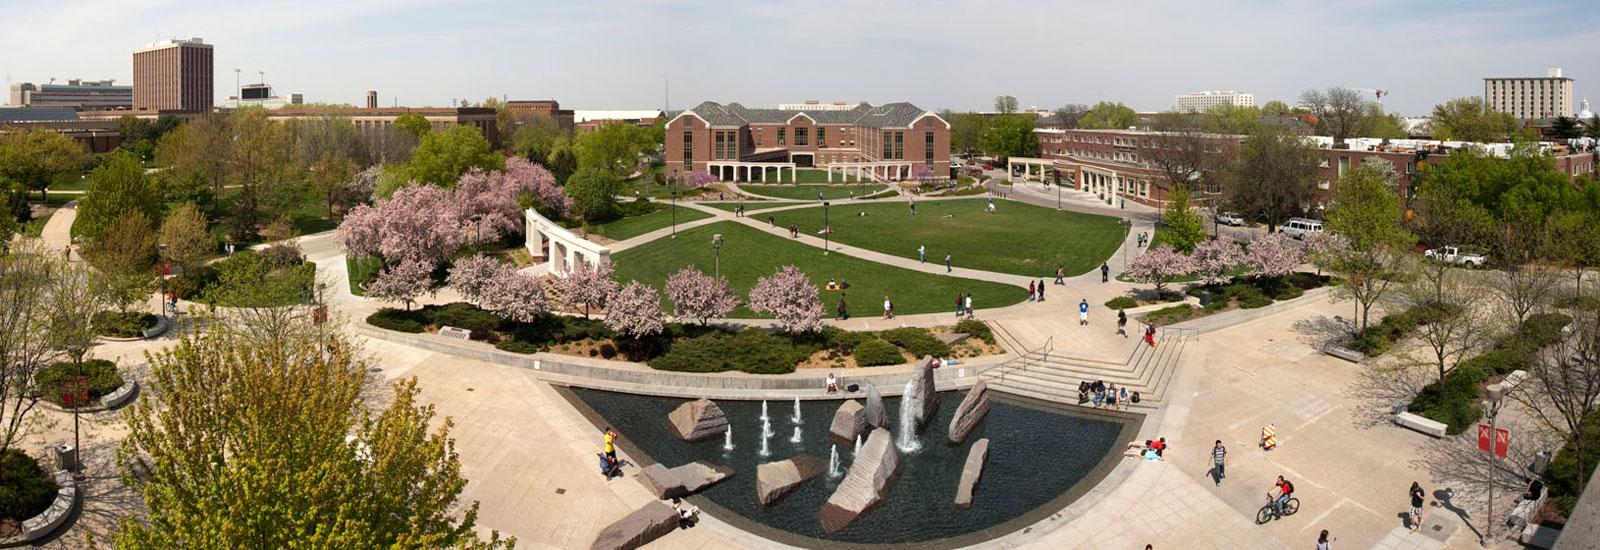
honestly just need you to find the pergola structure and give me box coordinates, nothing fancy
[1006,157,1055,182]
[823,161,917,183]
[705,161,798,183]
[525,208,610,275]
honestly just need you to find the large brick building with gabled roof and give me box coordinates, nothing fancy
[664,100,949,183]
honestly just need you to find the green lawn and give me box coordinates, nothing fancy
[585,207,711,241]
[790,169,863,183]
[611,221,1025,318]
[346,255,382,296]
[741,184,888,201]
[21,212,53,238]
[699,202,793,213]
[764,198,1128,277]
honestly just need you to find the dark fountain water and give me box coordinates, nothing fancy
[564,387,1139,548]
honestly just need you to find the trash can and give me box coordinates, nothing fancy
[54,442,78,472]
[1198,291,1212,308]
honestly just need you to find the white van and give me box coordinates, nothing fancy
[1281,218,1323,240]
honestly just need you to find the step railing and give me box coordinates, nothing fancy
[994,336,1052,386]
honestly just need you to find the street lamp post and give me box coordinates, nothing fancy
[1483,383,1506,546]
[671,175,678,238]
[821,194,830,255]
[712,234,724,278]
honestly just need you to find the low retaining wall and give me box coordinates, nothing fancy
[38,379,140,414]
[354,323,1009,398]
[19,469,78,542]
[1168,286,1334,334]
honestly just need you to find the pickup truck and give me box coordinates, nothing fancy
[1424,246,1487,267]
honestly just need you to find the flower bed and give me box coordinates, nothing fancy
[0,450,57,537]
[34,359,124,408]
[92,311,158,338]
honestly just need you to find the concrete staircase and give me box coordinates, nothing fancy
[982,321,1193,413]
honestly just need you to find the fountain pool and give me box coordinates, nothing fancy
[561,387,1139,548]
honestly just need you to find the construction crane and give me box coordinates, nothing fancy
[1348,88,1389,106]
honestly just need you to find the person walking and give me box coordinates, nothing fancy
[1143,322,1157,348]
[1316,530,1333,550]
[1055,265,1066,285]
[918,244,926,263]
[1028,281,1036,302]
[955,293,965,318]
[603,427,618,461]
[836,296,849,321]
[909,200,917,215]
[1408,482,1426,532]
[1117,309,1128,337]
[965,294,974,319]
[882,295,894,319]
[1211,440,1227,486]
[945,254,952,273]
[1078,299,1089,326]
[1101,262,1110,283]
[1036,279,1045,301]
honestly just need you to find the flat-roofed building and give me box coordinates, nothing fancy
[132,38,214,111]
[1175,90,1255,113]
[507,99,574,131]
[574,110,663,132]
[9,79,132,110]
[1485,68,1574,119]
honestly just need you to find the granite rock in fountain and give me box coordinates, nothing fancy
[667,398,729,442]
[591,500,679,550]
[828,400,867,443]
[947,379,991,444]
[863,383,890,429]
[819,427,902,533]
[905,356,940,430]
[756,454,825,507]
[953,438,990,509]
[637,461,735,499]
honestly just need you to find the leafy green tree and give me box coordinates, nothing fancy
[1159,187,1207,254]
[1200,103,1262,135]
[1587,116,1600,140]
[1222,127,1320,232]
[978,114,1040,159]
[946,112,987,156]
[993,95,1019,114]
[546,146,578,184]
[573,122,644,176]
[1429,97,1521,142]
[566,166,625,222]
[310,152,360,216]
[1260,100,1295,117]
[116,115,180,162]
[1078,101,1139,130]
[1321,163,1416,330]
[226,108,302,242]
[156,169,216,217]
[159,202,213,275]
[1549,116,1582,140]
[76,150,163,240]
[394,113,432,138]
[1360,105,1410,139]
[407,125,503,187]
[86,212,158,314]
[0,128,87,200]
[1299,86,1374,144]
[116,323,512,549]
[509,116,569,165]
[154,114,234,194]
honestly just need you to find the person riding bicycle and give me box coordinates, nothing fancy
[1268,475,1294,517]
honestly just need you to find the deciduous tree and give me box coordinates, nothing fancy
[747,265,824,333]
[1222,127,1320,232]
[1317,164,1416,330]
[407,125,503,187]
[573,122,644,176]
[76,150,162,240]
[446,254,502,305]
[1299,86,1372,144]
[566,167,625,222]
[1244,232,1305,280]
[1078,102,1139,130]
[1400,258,1493,383]
[480,270,547,324]
[0,128,87,200]
[978,114,1040,159]
[1508,305,1600,505]
[0,244,58,455]
[993,95,1019,115]
[1428,97,1522,142]
[365,259,435,310]
[1192,239,1245,285]
[665,266,738,324]
[558,260,618,318]
[159,202,213,275]
[605,281,665,339]
[1159,187,1208,254]
[1125,245,1195,296]
[341,184,465,267]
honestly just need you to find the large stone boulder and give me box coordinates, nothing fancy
[637,461,735,499]
[756,455,825,507]
[667,398,729,442]
[947,379,991,444]
[954,438,990,509]
[819,427,901,533]
[591,500,679,550]
[863,384,889,429]
[829,400,867,443]
[904,356,940,431]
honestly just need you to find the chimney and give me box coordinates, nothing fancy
[366,90,377,109]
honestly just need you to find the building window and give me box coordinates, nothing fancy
[682,131,693,167]
[925,132,935,165]
[882,131,893,159]
[778,128,786,146]
[1338,157,1350,178]
[894,132,904,160]
[818,127,827,148]
[796,128,809,146]
[713,132,723,160]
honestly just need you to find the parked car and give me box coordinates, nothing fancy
[1216,212,1245,226]
[1424,246,1487,267]
[981,164,994,170]
[1281,218,1323,240]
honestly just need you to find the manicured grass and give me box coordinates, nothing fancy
[790,169,863,183]
[612,221,1025,318]
[346,255,382,296]
[699,202,794,213]
[21,212,53,238]
[741,184,888,201]
[765,198,1128,277]
[585,207,711,241]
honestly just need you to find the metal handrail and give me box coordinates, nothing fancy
[997,336,1052,384]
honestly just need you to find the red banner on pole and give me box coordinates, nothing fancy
[1495,428,1510,458]
[1478,424,1491,453]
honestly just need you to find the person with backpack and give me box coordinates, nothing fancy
[1117,309,1128,337]
[1268,476,1294,518]
[1212,440,1227,486]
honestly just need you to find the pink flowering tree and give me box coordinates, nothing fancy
[455,158,570,244]
[664,266,738,325]
[1191,239,1246,286]
[481,271,548,324]
[1245,232,1306,280]
[558,260,619,318]
[605,281,665,339]
[341,183,465,268]
[446,254,502,304]
[684,171,718,188]
[365,259,436,310]
[747,265,825,333]
[1125,245,1196,296]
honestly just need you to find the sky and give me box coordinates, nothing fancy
[3,0,1597,116]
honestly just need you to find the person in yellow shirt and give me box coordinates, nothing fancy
[604,427,618,460]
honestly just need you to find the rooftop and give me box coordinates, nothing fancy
[0,107,80,123]
[682,100,937,128]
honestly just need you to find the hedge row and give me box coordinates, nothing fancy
[1408,313,1570,434]
[1348,302,1459,357]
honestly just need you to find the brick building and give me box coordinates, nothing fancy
[132,38,213,111]
[665,100,949,182]
[268,106,499,146]
[507,100,574,131]
[574,110,663,132]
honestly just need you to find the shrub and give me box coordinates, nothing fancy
[431,302,504,335]
[648,330,806,374]
[169,264,218,300]
[494,340,541,354]
[367,308,427,333]
[1554,293,1600,311]
[854,339,905,366]
[34,359,124,407]
[1144,304,1196,325]
[92,310,158,338]
[879,327,951,358]
[1233,286,1272,309]
[1104,296,1138,310]
[1408,364,1488,435]
[599,343,618,359]
[259,243,305,270]
[0,450,58,521]
[1546,409,1600,516]
[820,327,871,354]
[955,319,995,344]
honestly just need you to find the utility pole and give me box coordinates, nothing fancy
[233,68,240,101]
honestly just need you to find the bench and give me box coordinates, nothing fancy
[1322,344,1364,363]
[1519,523,1561,549]
[141,315,171,339]
[99,380,139,410]
[437,326,472,340]
[20,470,77,541]
[1394,412,1448,438]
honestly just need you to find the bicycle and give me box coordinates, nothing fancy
[1256,495,1301,524]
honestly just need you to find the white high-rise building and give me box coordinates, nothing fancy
[1175,90,1255,113]
[1484,68,1574,120]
